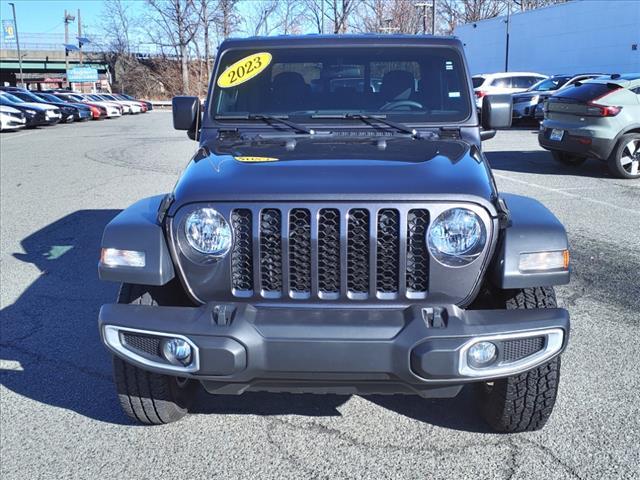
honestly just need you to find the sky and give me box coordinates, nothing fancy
[0,0,142,37]
[0,0,261,39]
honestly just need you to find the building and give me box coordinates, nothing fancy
[454,0,640,75]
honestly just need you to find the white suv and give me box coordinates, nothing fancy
[473,72,547,109]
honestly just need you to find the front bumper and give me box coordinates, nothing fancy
[99,302,569,398]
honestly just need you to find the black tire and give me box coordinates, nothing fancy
[607,133,640,179]
[551,150,587,166]
[112,283,196,425]
[476,286,562,433]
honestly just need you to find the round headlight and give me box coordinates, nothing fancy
[427,208,486,266]
[184,208,232,256]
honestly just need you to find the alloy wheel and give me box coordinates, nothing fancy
[620,139,640,176]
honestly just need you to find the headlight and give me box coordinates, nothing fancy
[427,208,486,266]
[184,208,232,256]
[531,95,540,104]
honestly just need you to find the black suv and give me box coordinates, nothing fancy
[98,36,570,432]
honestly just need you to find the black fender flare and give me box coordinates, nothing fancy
[492,194,570,289]
[98,195,175,285]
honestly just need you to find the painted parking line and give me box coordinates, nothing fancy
[494,173,636,214]
[0,131,38,141]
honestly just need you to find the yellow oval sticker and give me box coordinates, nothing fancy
[235,156,279,163]
[217,52,272,89]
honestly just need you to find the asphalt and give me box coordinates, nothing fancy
[1,113,639,480]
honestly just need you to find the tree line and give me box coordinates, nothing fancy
[99,0,567,98]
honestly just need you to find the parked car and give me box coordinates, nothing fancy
[33,92,97,121]
[0,91,61,126]
[0,105,26,131]
[98,35,571,433]
[539,73,640,179]
[45,91,107,119]
[0,87,88,123]
[512,74,602,121]
[96,93,144,114]
[472,72,547,110]
[49,91,122,118]
[118,93,153,111]
[85,94,131,114]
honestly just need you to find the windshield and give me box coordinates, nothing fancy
[211,46,472,123]
[529,76,571,92]
[472,77,484,88]
[15,91,42,102]
[0,92,25,103]
[37,93,61,102]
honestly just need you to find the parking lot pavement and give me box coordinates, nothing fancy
[1,114,638,480]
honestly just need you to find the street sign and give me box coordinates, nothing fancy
[66,66,98,83]
[2,19,16,41]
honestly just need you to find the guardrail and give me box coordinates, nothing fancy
[150,100,172,109]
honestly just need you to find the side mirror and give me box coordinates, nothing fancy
[172,96,201,139]
[481,94,512,130]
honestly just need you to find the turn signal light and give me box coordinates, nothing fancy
[100,248,146,268]
[518,250,569,273]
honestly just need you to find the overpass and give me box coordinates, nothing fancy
[1,49,109,87]
[1,33,160,89]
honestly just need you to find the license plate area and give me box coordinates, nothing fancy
[550,129,564,141]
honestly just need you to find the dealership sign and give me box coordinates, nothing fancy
[2,20,16,41]
[66,66,99,83]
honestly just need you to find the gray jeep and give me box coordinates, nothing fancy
[98,35,570,432]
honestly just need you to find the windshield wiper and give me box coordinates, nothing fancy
[215,114,314,135]
[311,113,421,138]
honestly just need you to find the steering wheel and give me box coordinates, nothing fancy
[380,100,423,111]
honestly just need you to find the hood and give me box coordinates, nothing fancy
[0,105,21,113]
[169,136,496,212]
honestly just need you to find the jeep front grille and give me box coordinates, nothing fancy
[230,205,430,300]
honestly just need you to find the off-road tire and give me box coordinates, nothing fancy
[551,150,587,166]
[476,286,562,433]
[607,133,640,179]
[111,283,196,425]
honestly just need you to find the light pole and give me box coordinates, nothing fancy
[505,0,511,72]
[8,3,24,87]
[64,10,75,82]
[415,1,436,35]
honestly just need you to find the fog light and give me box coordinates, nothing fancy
[162,338,192,366]
[467,341,497,368]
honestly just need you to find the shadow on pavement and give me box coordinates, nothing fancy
[1,210,493,431]
[0,210,127,424]
[486,149,611,178]
[366,387,492,433]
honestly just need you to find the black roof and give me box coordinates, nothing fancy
[219,34,462,50]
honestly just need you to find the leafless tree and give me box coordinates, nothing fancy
[276,0,306,34]
[326,0,358,33]
[196,0,217,74]
[299,0,326,33]
[146,0,200,93]
[101,0,136,55]
[244,0,280,36]
[512,0,567,10]
[355,0,424,34]
[213,0,242,40]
